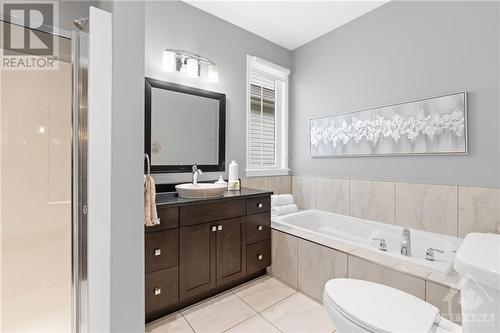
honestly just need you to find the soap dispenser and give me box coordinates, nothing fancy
[215,175,227,185]
[228,160,240,191]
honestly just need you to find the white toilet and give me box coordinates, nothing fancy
[324,233,500,333]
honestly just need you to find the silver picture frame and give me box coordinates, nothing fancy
[309,91,468,157]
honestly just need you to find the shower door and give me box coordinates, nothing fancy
[0,19,87,332]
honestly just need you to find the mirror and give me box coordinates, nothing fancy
[145,78,226,173]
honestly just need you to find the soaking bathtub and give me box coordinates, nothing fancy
[271,209,462,275]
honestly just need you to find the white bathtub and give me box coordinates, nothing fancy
[271,210,462,275]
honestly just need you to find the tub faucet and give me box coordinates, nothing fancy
[401,228,411,256]
[192,163,203,185]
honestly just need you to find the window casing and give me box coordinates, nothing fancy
[246,56,290,177]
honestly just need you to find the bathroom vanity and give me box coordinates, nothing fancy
[144,188,272,322]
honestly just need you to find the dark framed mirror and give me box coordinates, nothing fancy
[145,77,226,173]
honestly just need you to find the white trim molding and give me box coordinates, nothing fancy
[246,55,290,178]
[246,168,290,177]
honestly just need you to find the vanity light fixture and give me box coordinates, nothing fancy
[162,50,176,72]
[186,58,199,78]
[161,48,219,82]
[207,64,219,83]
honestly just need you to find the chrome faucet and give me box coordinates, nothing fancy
[401,228,411,256]
[425,247,444,261]
[192,163,203,185]
[372,238,387,251]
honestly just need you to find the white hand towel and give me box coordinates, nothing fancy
[271,204,298,217]
[271,194,295,207]
[144,175,160,227]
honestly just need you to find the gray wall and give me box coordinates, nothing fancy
[145,1,291,183]
[291,0,500,187]
[98,1,146,332]
[58,0,93,31]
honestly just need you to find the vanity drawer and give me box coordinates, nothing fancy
[145,207,179,233]
[246,212,271,245]
[180,199,246,227]
[246,196,271,215]
[145,229,178,273]
[246,240,271,275]
[145,266,179,314]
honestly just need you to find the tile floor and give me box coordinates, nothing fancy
[145,275,335,333]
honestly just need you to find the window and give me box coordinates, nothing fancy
[246,55,290,177]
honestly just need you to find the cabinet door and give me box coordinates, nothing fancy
[179,222,216,300]
[216,217,246,286]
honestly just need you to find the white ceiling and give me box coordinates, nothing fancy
[183,1,389,50]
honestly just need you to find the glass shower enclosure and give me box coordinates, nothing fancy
[0,14,87,333]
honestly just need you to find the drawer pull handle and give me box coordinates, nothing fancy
[154,287,161,296]
[257,203,263,208]
[154,248,161,256]
[257,225,263,231]
[257,254,263,261]
[211,226,217,232]
[218,225,223,231]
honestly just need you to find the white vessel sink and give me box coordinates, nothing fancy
[175,183,227,199]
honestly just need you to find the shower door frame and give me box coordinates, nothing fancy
[0,14,89,333]
[71,29,89,333]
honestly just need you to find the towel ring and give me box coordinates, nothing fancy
[144,153,151,176]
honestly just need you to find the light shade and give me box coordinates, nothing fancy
[207,64,219,83]
[162,50,176,72]
[186,58,199,78]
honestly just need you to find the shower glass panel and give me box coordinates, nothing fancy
[0,21,74,332]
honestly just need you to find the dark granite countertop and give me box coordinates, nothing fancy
[155,187,273,208]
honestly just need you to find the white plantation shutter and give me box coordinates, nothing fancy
[246,55,290,177]
[249,72,277,168]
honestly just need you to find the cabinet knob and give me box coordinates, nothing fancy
[154,248,161,256]
[257,254,263,261]
[211,226,217,232]
[257,225,263,231]
[257,203,263,208]
[154,287,161,296]
[217,225,223,231]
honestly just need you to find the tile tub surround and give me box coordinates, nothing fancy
[291,176,316,209]
[458,186,500,237]
[269,228,463,324]
[396,183,458,236]
[297,239,348,301]
[241,176,292,195]
[145,275,334,333]
[315,178,350,215]
[289,176,500,237]
[270,230,298,288]
[350,180,396,224]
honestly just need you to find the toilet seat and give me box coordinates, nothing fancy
[324,279,441,333]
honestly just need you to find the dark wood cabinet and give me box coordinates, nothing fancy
[179,222,217,300]
[145,229,178,273]
[216,217,246,286]
[246,240,271,275]
[145,266,178,314]
[247,212,271,245]
[145,190,272,323]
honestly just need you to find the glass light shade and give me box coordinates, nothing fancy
[162,50,176,72]
[186,58,199,78]
[207,64,219,83]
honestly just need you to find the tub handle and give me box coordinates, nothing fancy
[425,247,444,261]
[372,238,387,251]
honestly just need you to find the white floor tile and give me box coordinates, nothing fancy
[261,293,335,333]
[145,312,194,333]
[232,276,296,312]
[225,314,281,333]
[181,292,257,333]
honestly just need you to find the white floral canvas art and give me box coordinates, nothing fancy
[310,92,467,157]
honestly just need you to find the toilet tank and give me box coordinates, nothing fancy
[454,233,500,333]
